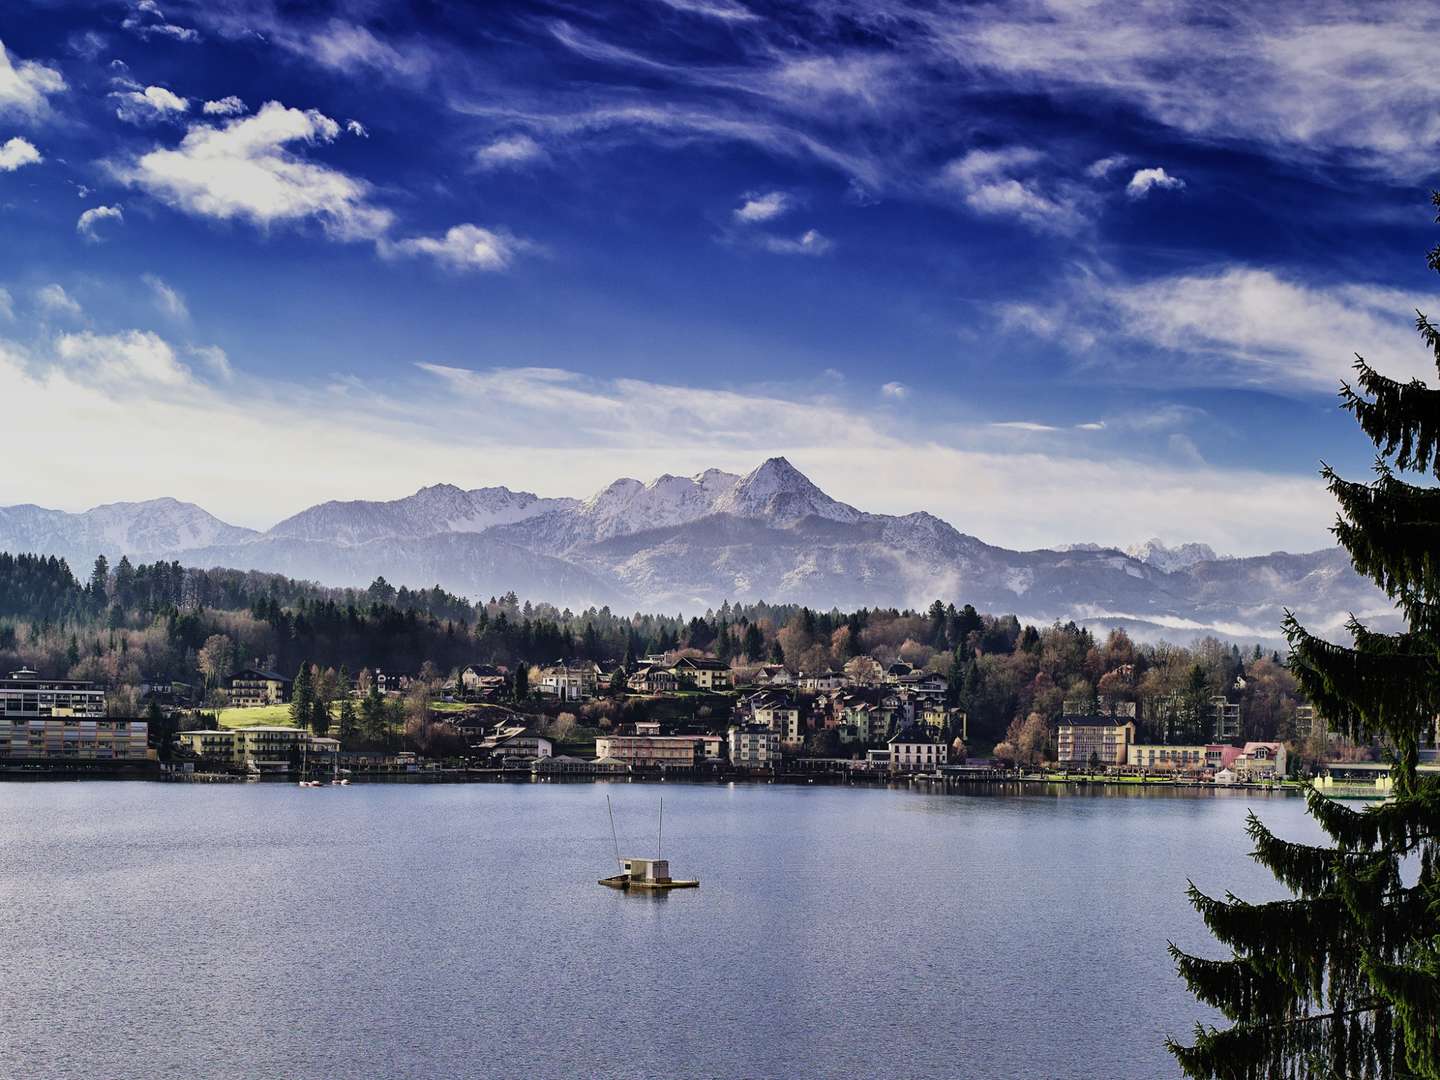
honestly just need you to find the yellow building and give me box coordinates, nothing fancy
[0,716,149,760]
[594,734,702,769]
[1057,718,1135,766]
[0,669,147,761]
[178,726,334,774]
[671,657,732,690]
[223,668,292,707]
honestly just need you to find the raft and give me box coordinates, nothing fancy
[599,873,699,890]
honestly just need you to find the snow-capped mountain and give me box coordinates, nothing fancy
[0,458,1393,640]
[0,498,258,569]
[267,484,576,546]
[1125,538,1224,573]
[710,456,863,525]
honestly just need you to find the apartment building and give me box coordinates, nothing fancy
[594,734,703,769]
[727,724,780,769]
[177,726,334,775]
[1056,717,1136,766]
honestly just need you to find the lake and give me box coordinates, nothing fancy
[0,780,1320,1079]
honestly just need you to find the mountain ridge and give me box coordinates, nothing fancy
[0,457,1391,640]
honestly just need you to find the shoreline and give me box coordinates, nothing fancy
[0,761,1308,797]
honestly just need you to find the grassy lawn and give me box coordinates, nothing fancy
[217,704,296,728]
[429,700,470,713]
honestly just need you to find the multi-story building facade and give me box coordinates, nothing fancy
[177,726,334,774]
[671,656,732,691]
[1056,718,1136,766]
[888,725,948,771]
[594,734,702,769]
[1211,696,1242,740]
[1231,741,1287,780]
[223,668,291,707]
[727,724,780,769]
[1126,744,1211,772]
[538,662,600,701]
[0,670,148,761]
[748,691,802,743]
[0,668,107,719]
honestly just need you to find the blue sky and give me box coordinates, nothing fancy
[1,0,1438,553]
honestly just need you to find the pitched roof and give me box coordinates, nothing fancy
[888,724,942,745]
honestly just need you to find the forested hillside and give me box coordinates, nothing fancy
[0,550,1307,749]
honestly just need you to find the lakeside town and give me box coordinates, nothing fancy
[1,643,1417,799]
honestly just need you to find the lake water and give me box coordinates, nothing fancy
[0,780,1320,1079]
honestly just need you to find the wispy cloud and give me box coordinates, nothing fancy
[381,223,530,272]
[474,133,545,170]
[938,147,1085,233]
[760,228,831,255]
[142,273,188,320]
[122,0,199,43]
[650,0,759,21]
[734,190,789,223]
[35,283,82,319]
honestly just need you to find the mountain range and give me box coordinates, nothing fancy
[0,458,1393,642]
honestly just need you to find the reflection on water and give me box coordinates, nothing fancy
[0,781,1319,1080]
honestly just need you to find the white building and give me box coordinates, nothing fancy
[538,662,599,702]
[888,725,948,772]
[728,724,780,769]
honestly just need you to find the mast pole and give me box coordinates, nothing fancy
[607,794,622,871]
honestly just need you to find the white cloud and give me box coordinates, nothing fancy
[0,333,1340,556]
[113,101,394,241]
[1097,267,1433,389]
[77,204,124,243]
[112,84,190,125]
[0,136,40,171]
[651,0,759,20]
[939,146,1083,232]
[306,22,432,81]
[761,228,831,255]
[55,329,194,387]
[1086,154,1128,179]
[0,40,66,120]
[190,344,232,381]
[474,133,545,170]
[1126,166,1185,198]
[122,1,199,43]
[939,1,1440,179]
[202,96,246,116]
[881,381,909,399]
[142,273,188,320]
[1075,421,1106,431]
[1168,432,1206,466]
[992,420,1059,432]
[34,284,82,319]
[734,190,789,223]
[0,287,12,321]
[383,223,528,272]
[345,119,368,138]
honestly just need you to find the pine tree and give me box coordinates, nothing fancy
[290,662,313,730]
[1169,208,1440,1080]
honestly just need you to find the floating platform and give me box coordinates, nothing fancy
[599,856,698,890]
[598,873,698,891]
